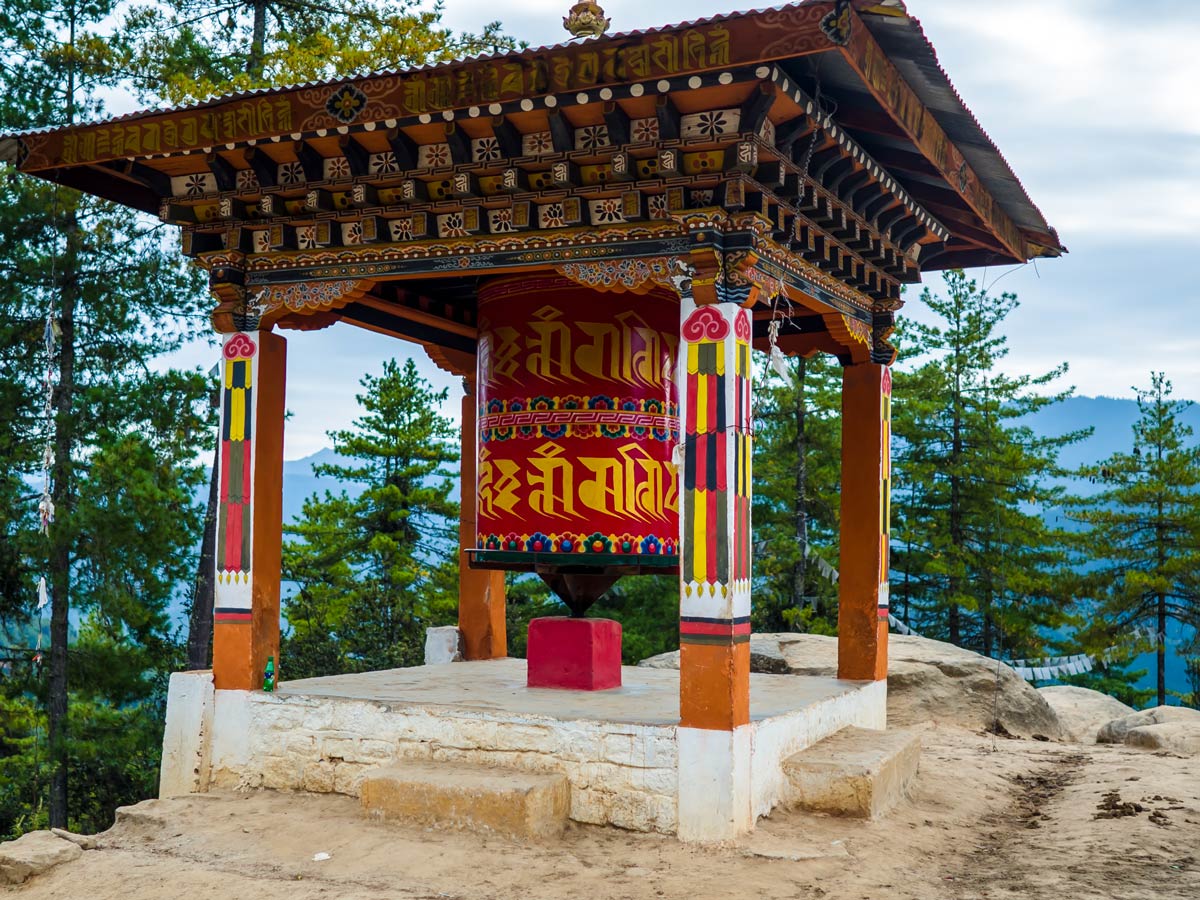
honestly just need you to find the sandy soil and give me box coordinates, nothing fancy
[8,726,1198,900]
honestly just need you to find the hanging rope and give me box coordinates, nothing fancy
[33,185,64,667]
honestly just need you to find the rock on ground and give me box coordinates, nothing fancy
[640,633,1064,739]
[1038,685,1135,743]
[1124,722,1200,756]
[0,830,82,885]
[1096,705,1200,744]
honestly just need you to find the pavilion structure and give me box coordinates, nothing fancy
[2,1,1061,840]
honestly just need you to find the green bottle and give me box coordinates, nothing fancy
[263,655,276,692]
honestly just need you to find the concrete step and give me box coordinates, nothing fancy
[781,726,920,819]
[360,761,570,839]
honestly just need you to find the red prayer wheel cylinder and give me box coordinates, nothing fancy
[474,275,679,574]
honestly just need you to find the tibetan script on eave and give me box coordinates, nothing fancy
[17,3,835,171]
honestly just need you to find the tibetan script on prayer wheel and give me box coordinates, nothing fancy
[475,275,679,565]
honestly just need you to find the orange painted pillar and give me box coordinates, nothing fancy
[211,331,286,691]
[837,363,891,681]
[458,381,507,659]
[676,298,754,841]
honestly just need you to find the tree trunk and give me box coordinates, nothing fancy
[187,441,220,669]
[1157,592,1167,707]
[791,356,809,622]
[48,205,79,830]
[248,0,268,80]
[948,394,963,645]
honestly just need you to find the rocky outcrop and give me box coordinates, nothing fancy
[1097,705,1200,746]
[0,830,82,885]
[1124,722,1200,756]
[640,633,1064,739]
[1037,685,1135,743]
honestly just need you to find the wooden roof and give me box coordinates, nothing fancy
[0,1,1061,365]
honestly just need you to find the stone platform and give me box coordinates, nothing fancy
[161,659,885,836]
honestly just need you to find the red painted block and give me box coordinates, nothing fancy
[527,617,622,691]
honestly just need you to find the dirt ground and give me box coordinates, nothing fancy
[8,725,1198,900]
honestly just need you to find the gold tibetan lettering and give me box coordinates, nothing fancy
[707,26,731,66]
[526,306,578,383]
[142,123,161,153]
[528,443,576,518]
[624,45,651,79]
[577,456,625,518]
[403,78,427,114]
[478,449,522,518]
[650,36,679,74]
[576,51,599,85]
[549,56,573,92]
[681,30,706,70]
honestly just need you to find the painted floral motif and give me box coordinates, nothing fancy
[235,169,258,190]
[479,395,677,443]
[389,218,413,241]
[538,202,566,228]
[681,109,741,139]
[478,530,675,557]
[648,195,669,220]
[526,532,553,553]
[437,212,468,238]
[369,152,399,175]
[182,173,210,196]
[631,118,659,143]
[325,84,368,124]
[418,143,451,168]
[251,231,271,254]
[323,156,350,179]
[278,161,305,185]
[342,222,363,245]
[472,136,501,162]
[589,198,624,225]
[521,131,554,156]
[690,188,715,206]
[488,208,515,234]
[574,124,609,151]
[584,532,612,554]
[296,226,318,249]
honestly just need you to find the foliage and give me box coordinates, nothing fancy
[282,359,460,679]
[890,270,1089,659]
[0,0,212,832]
[1067,373,1200,705]
[122,0,520,103]
[751,352,842,632]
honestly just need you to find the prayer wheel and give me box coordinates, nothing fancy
[473,275,679,613]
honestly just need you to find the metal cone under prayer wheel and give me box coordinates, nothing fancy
[472,275,679,615]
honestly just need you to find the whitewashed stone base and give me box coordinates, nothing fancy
[170,660,886,837]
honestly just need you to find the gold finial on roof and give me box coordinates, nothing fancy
[564,2,610,39]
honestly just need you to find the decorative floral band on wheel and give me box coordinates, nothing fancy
[480,394,678,442]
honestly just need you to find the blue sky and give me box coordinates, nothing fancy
[156,1,1200,459]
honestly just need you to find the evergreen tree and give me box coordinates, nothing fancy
[751,353,842,632]
[282,360,460,678]
[1069,373,1200,706]
[122,0,518,103]
[890,270,1088,658]
[0,0,212,830]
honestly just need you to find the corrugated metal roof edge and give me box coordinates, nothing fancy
[861,10,1064,255]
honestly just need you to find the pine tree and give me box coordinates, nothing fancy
[751,353,842,632]
[122,0,518,103]
[282,360,460,678]
[1070,373,1200,706]
[890,270,1088,658]
[0,0,212,829]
